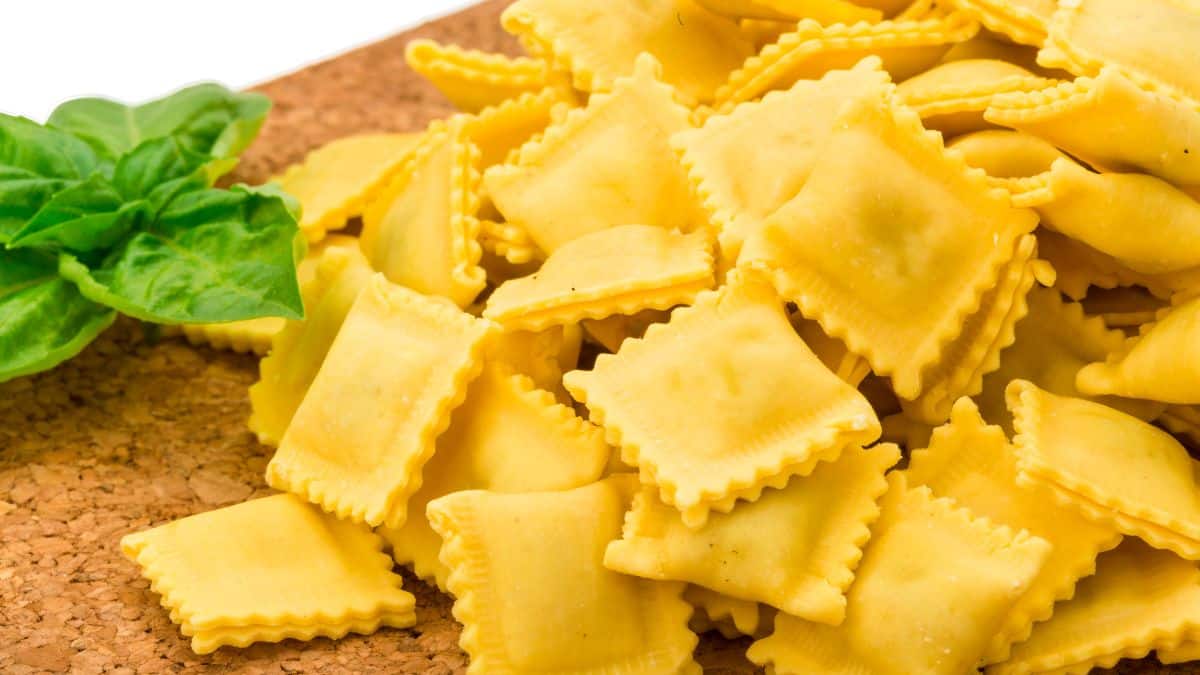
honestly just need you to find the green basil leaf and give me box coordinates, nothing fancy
[7,173,146,252]
[0,249,115,383]
[112,135,213,200]
[58,186,303,323]
[47,83,270,162]
[0,114,103,242]
[234,181,303,222]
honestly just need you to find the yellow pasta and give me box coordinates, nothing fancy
[361,117,486,308]
[379,364,607,590]
[897,59,1053,137]
[973,287,1165,432]
[266,274,494,528]
[683,586,769,639]
[905,398,1122,664]
[1012,158,1200,274]
[501,0,755,105]
[404,39,565,114]
[991,540,1200,675]
[1078,295,1200,404]
[695,0,881,22]
[1039,0,1200,104]
[565,269,880,528]
[427,477,700,674]
[483,225,714,331]
[986,66,1200,187]
[747,475,1051,675]
[675,58,893,270]
[484,54,701,256]
[118,0,1200,667]
[741,95,1038,404]
[605,444,898,625]
[247,243,373,446]
[121,494,415,654]
[275,133,423,243]
[944,0,1056,46]
[790,313,871,386]
[1010,380,1200,560]
[713,12,979,110]
[580,309,672,353]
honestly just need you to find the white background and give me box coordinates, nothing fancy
[3,1,476,122]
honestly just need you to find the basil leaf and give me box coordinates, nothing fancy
[0,114,103,242]
[47,83,270,162]
[0,249,115,383]
[58,186,303,323]
[7,173,145,252]
[234,181,302,222]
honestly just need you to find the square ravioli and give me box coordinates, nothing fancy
[564,269,880,528]
[360,116,486,308]
[404,39,562,114]
[121,494,415,654]
[275,132,422,243]
[483,54,700,256]
[740,95,1038,401]
[1040,0,1200,104]
[379,363,608,590]
[905,398,1121,664]
[249,244,374,446]
[605,444,898,625]
[746,476,1051,675]
[713,12,979,110]
[673,58,893,268]
[1009,380,1200,560]
[483,224,714,331]
[427,476,700,675]
[500,0,755,105]
[266,274,495,528]
[993,540,1200,675]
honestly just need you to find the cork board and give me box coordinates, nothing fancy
[0,1,1189,673]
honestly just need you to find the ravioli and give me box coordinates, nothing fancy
[1010,380,1200,560]
[1077,295,1200,404]
[484,54,701,256]
[501,0,755,105]
[405,39,565,114]
[605,444,898,625]
[266,274,494,528]
[564,269,880,528]
[121,494,415,654]
[741,95,1037,403]
[276,133,422,243]
[361,117,487,308]
[378,364,607,589]
[713,12,979,110]
[674,58,893,270]
[905,398,1122,664]
[427,477,700,674]
[992,540,1200,675]
[746,476,1051,675]
[898,59,1053,137]
[484,224,714,331]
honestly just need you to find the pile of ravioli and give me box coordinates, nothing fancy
[123,0,1200,672]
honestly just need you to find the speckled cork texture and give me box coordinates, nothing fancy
[0,1,1191,673]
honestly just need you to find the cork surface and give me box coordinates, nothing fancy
[0,1,1191,673]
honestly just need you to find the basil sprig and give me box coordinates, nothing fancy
[0,84,303,383]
